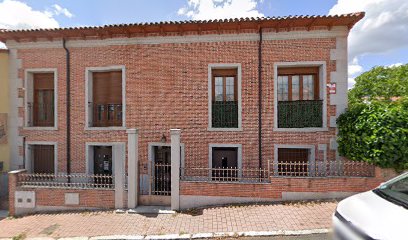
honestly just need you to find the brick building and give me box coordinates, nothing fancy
[1,12,391,215]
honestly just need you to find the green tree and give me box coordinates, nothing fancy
[348,64,408,106]
[337,100,408,171]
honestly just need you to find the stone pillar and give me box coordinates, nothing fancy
[114,144,125,209]
[8,169,26,216]
[126,129,139,209]
[170,129,181,211]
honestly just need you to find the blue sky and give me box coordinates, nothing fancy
[0,0,407,88]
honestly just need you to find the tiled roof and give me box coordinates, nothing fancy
[0,12,364,41]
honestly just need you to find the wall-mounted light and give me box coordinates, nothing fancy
[160,134,167,143]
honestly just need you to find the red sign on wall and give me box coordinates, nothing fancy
[327,83,336,94]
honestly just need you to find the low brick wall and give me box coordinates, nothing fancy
[8,170,115,216]
[179,167,396,208]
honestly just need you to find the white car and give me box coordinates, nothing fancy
[333,172,408,240]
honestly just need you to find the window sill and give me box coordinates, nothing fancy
[273,127,328,132]
[85,127,127,131]
[24,127,58,131]
[208,127,243,132]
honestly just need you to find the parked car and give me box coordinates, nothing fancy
[333,171,408,240]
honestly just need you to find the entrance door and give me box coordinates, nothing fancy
[93,146,113,186]
[152,146,171,196]
[94,146,113,175]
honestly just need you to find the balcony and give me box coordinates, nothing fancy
[90,103,123,127]
[277,100,323,128]
[27,102,55,127]
[212,101,238,128]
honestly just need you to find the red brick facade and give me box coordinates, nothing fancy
[6,14,388,214]
[16,31,339,172]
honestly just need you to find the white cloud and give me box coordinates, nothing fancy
[178,0,264,20]
[347,57,364,89]
[329,0,408,89]
[0,0,73,30]
[348,57,364,76]
[387,63,403,68]
[51,4,73,18]
[329,0,408,59]
[348,77,356,89]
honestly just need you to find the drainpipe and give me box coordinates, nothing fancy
[63,39,71,177]
[258,27,263,170]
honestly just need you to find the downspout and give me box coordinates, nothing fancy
[258,27,263,170]
[63,39,71,177]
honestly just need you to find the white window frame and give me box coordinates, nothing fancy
[273,61,328,132]
[208,143,243,179]
[85,142,126,175]
[85,66,126,130]
[208,63,242,131]
[273,144,316,176]
[24,68,58,130]
[25,141,58,174]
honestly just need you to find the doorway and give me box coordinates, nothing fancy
[151,146,171,196]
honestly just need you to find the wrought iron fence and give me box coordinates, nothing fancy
[90,103,122,127]
[273,160,375,177]
[180,161,375,182]
[18,173,114,189]
[278,100,323,128]
[181,167,270,183]
[212,101,238,128]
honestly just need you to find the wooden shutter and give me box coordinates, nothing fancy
[93,71,122,104]
[33,145,55,174]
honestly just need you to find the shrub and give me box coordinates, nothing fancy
[337,99,408,171]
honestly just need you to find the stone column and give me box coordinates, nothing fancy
[126,129,139,209]
[170,129,181,211]
[114,144,125,209]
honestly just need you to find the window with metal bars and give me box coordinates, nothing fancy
[277,148,310,176]
[211,68,238,128]
[31,73,55,127]
[90,71,123,127]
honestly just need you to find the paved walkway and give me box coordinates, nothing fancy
[0,201,337,239]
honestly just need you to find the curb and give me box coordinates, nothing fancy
[1,228,331,240]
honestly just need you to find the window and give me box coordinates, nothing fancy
[276,66,323,128]
[278,148,309,176]
[277,67,319,101]
[87,69,124,128]
[211,147,238,181]
[211,68,238,128]
[25,71,56,128]
[31,145,55,174]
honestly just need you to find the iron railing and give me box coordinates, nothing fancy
[27,102,55,127]
[278,100,323,128]
[18,173,114,189]
[181,167,270,183]
[90,103,122,127]
[212,101,238,128]
[180,161,375,182]
[273,160,375,177]
[151,163,171,196]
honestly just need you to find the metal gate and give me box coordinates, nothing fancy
[151,162,171,196]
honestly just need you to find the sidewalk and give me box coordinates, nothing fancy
[0,201,337,239]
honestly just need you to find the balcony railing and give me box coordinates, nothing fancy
[278,100,323,128]
[212,101,238,128]
[27,102,55,127]
[90,103,123,127]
